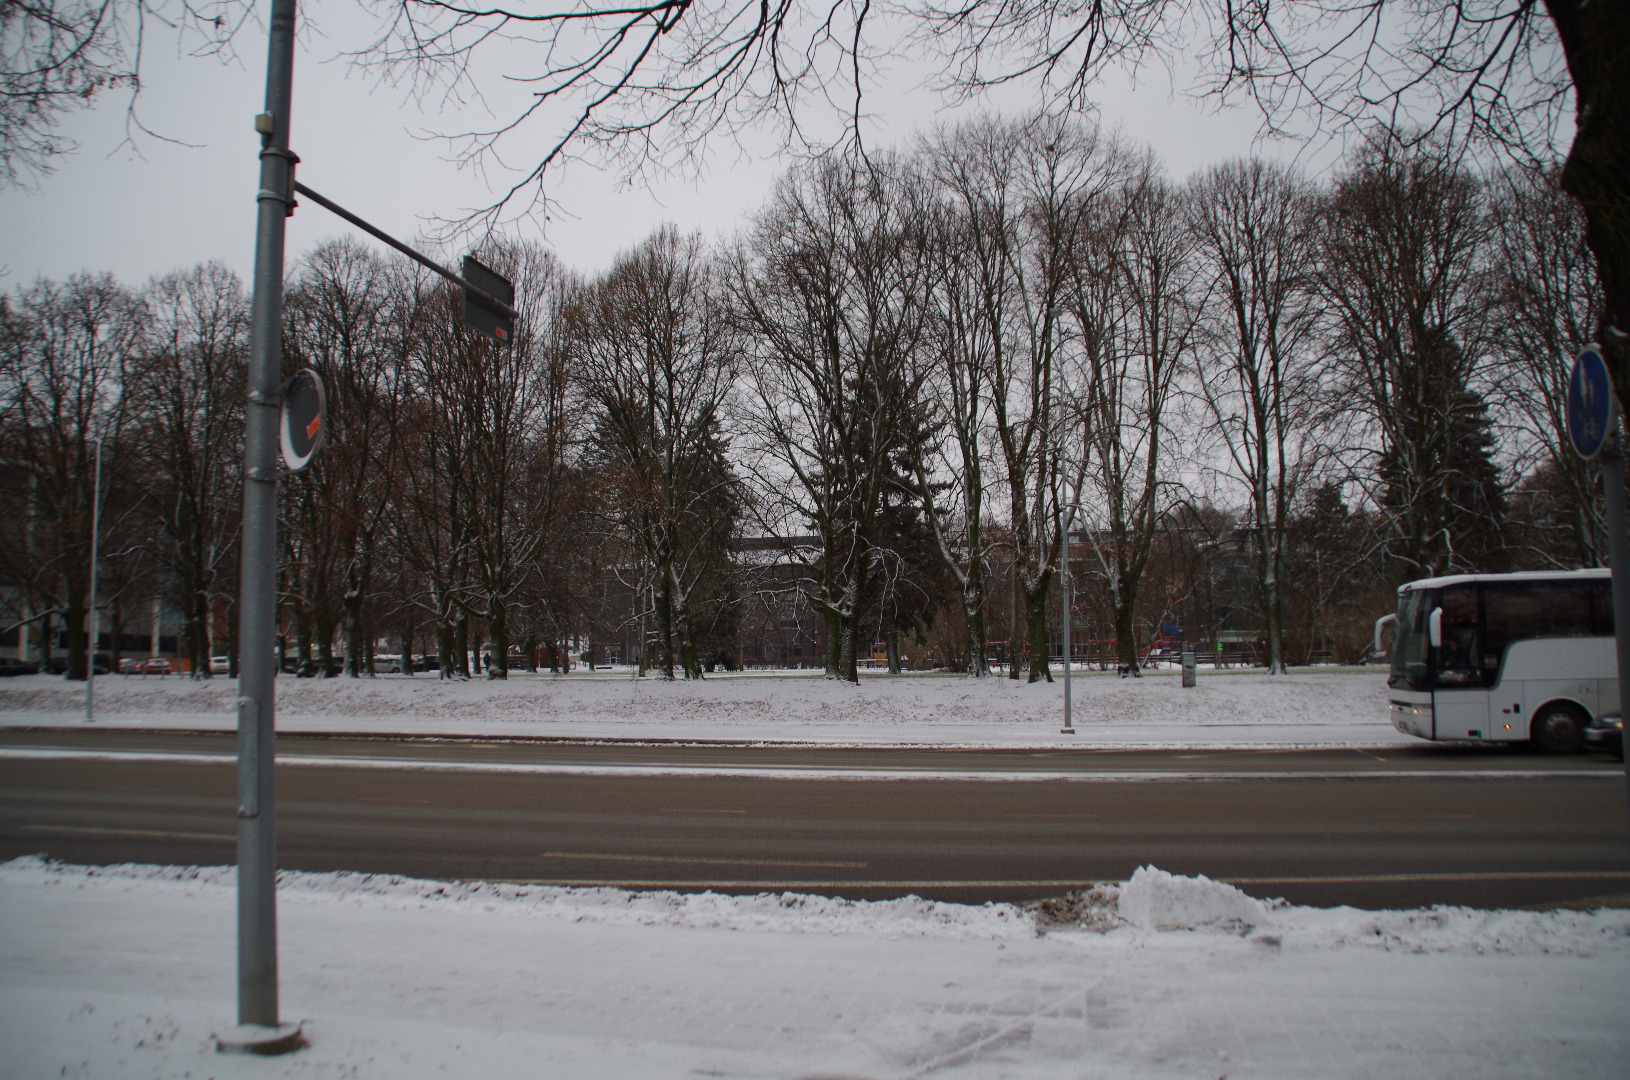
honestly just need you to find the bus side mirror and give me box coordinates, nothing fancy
[1428,607,1443,649]
[1373,613,1396,656]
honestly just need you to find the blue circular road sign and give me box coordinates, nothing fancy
[1567,346,1616,461]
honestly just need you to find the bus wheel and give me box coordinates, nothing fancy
[1531,705,1587,754]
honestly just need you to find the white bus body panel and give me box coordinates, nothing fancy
[1388,688,1434,740]
[1427,637,1616,743]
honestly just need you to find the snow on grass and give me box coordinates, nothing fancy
[3,856,1626,1078]
[0,666,1410,747]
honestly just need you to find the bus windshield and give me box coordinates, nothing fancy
[1389,588,1435,690]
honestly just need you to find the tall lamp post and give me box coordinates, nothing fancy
[85,436,103,721]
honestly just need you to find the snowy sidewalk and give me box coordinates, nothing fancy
[0,668,1415,749]
[3,857,1626,1079]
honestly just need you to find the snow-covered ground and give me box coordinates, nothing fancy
[4,856,1626,1078]
[14,668,1620,1075]
[0,667,1414,748]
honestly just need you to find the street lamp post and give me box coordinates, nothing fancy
[85,436,103,721]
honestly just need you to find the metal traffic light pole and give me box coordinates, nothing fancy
[223,0,513,1047]
[226,0,298,1046]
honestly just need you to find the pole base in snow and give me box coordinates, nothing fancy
[1060,728,1076,735]
[215,1023,306,1056]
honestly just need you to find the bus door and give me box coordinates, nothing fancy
[1430,586,1493,739]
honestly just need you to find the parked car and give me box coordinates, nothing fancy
[210,655,231,674]
[138,657,172,676]
[374,655,403,674]
[1585,713,1623,757]
[0,657,40,677]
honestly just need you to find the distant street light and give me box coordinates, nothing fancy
[85,436,103,722]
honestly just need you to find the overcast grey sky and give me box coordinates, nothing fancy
[1,3,1319,291]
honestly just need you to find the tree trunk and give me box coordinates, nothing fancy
[823,608,842,679]
[39,611,54,674]
[1008,566,1022,681]
[838,609,859,684]
[64,597,87,681]
[1259,520,1285,675]
[434,618,452,680]
[454,614,470,678]
[1114,591,1141,676]
[1025,579,1052,684]
[343,591,366,678]
[226,593,239,678]
[488,601,510,680]
[188,589,209,679]
[962,562,990,677]
[316,607,336,679]
[964,600,989,679]
[1548,1,1630,432]
[654,574,676,679]
[108,598,125,675]
[671,576,702,680]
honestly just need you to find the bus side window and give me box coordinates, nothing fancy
[1591,581,1614,636]
[1484,583,1596,670]
[1531,583,1593,638]
[1436,586,1481,685]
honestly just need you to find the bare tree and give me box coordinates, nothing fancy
[11,0,1625,430]
[282,238,414,677]
[1186,158,1321,674]
[129,260,246,677]
[572,226,740,679]
[397,241,575,679]
[734,156,934,683]
[909,147,998,678]
[0,273,141,678]
[1066,154,1198,675]
[1488,163,1606,567]
[918,115,1122,682]
[1315,134,1504,581]
[0,0,249,186]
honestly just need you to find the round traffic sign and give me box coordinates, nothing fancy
[280,368,326,471]
[1567,346,1616,461]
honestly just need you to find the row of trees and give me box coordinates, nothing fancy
[0,115,1607,683]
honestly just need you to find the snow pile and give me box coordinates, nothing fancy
[1116,864,1271,932]
[3,857,1033,941]
[284,868,1035,940]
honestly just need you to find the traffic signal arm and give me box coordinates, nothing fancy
[290,181,517,319]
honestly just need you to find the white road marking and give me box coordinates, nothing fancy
[0,747,1616,783]
[538,851,867,869]
[18,824,233,842]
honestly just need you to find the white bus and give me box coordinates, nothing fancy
[1378,568,1616,753]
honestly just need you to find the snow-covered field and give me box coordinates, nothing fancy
[0,667,1414,748]
[3,856,1626,1078]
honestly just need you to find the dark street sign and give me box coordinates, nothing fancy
[462,257,516,343]
[1567,345,1616,462]
[280,368,326,471]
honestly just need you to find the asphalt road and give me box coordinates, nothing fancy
[4,729,1628,909]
